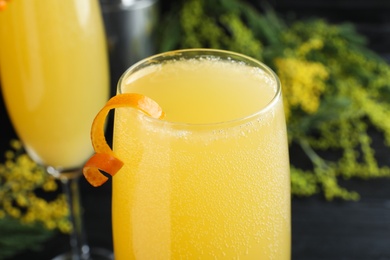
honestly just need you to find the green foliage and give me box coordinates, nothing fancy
[159,0,263,60]
[0,216,55,259]
[0,140,70,231]
[158,0,390,200]
[0,141,71,257]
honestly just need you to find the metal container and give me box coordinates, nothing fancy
[100,0,159,95]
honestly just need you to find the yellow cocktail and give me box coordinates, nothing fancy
[0,1,111,258]
[0,0,109,169]
[112,49,290,259]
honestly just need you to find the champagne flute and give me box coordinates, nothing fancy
[0,1,112,259]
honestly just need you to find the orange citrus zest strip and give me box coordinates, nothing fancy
[0,2,7,11]
[0,0,10,11]
[83,93,164,187]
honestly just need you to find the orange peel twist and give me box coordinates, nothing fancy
[0,0,11,11]
[83,93,164,187]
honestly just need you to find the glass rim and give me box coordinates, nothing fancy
[117,48,282,128]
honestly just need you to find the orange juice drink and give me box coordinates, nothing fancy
[0,0,109,169]
[112,49,290,259]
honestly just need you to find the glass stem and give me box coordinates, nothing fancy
[60,175,90,260]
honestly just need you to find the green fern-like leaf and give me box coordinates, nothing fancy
[0,217,54,259]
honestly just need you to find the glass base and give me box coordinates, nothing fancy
[52,248,114,260]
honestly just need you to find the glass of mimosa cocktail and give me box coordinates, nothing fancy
[0,0,112,259]
[110,49,291,259]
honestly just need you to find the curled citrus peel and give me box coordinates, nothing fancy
[83,93,164,187]
[0,0,11,11]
